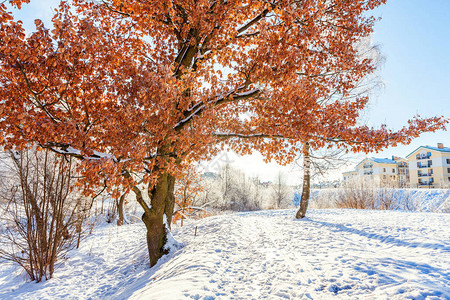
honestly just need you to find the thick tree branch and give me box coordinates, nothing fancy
[121,169,152,216]
[174,88,260,132]
[236,4,274,34]
[101,0,132,17]
[38,142,117,161]
[213,133,286,139]
[15,61,61,124]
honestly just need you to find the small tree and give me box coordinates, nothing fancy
[296,142,311,218]
[0,148,86,281]
[272,171,289,209]
[173,167,202,226]
[295,143,352,218]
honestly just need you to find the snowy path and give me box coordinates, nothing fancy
[134,210,449,299]
[0,209,449,299]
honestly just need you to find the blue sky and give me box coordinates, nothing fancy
[10,0,450,183]
[237,0,450,182]
[367,0,450,157]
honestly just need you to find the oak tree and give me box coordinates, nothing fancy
[1,0,447,266]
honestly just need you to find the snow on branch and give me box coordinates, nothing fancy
[40,142,117,162]
[174,88,260,131]
[213,132,286,139]
[236,3,275,34]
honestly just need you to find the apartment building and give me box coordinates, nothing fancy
[392,156,410,187]
[342,157,400,186]
[358,158,399,185]
[342,170,358,181]
[406,143,450,188]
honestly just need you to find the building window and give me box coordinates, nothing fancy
[416,154,420,159]
[417,162,420,168]
[447,159,450,164]
[448,177,450,182]
[427,152,431,157]
[448,168,450,173]
[428,160,432,167]
[383,168,386,172]
[392,168,395,173]
[429,169,433,175]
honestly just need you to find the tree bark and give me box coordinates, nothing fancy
[140,172,176,267]
[116,192,126,226]
[296,142,311,219]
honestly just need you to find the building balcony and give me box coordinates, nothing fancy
[363,164,373,169]
[418,164,431,168]
[363,172,373,175]
[416,155,431,160]
[418,173,432,177]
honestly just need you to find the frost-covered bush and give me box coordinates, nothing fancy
[303,178,450,213]
[0,148,92,282]
[196,165,264,211]
[191,164,295,213]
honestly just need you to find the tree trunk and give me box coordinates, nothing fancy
[116,192,126,226]
[296,142,311,219]
[140,172,176,267]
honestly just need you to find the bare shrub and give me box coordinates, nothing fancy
[401,191,420,212]
[311,178,449,213]
[215,164,262,211]
[335,179,413,211]
[0,148,89,282]
[377,185,399,210]
[272,172,290,209]
[308,189,337,209]
[335,178,377,209]
[192,164,265,212]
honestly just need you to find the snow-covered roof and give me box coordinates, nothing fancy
[342,170,358,175]
[406,145,450,158]
[371,158,396,164]
[356,157,396,167]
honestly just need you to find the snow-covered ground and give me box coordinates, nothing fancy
[0,209,449,299]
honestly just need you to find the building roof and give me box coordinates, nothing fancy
[356,157,396,167]
[202,172,219,179]
[405,145,450,158]
[371,158,397,164]
[394,157,407,162]
[342,170,358,175]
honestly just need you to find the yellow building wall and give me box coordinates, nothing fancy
[408,148,450,188]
